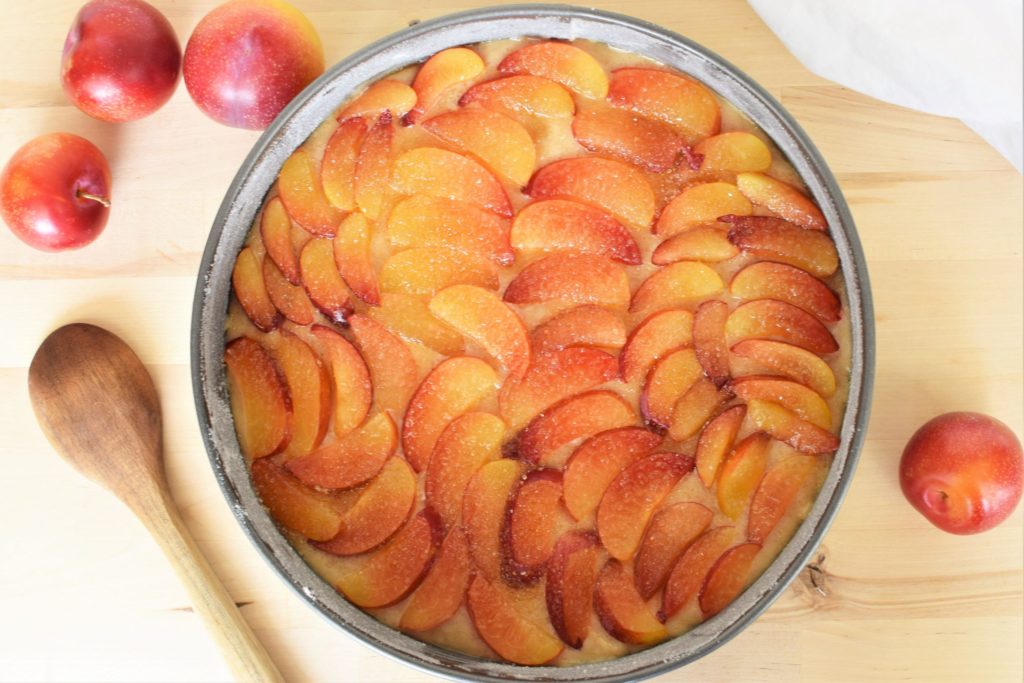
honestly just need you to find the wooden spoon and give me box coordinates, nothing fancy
[28,323,283,683]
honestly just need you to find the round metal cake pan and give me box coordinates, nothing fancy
[191,5,875,682]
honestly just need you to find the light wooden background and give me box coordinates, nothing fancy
[1,1,1021,681]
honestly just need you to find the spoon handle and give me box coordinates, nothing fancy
[134,486,285,683]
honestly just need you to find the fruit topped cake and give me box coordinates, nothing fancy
[223,38,850,666]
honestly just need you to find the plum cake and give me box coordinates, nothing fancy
[224,37,850,666]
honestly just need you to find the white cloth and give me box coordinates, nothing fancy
[748,0,1023,171]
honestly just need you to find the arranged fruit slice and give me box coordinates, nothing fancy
[731,339,838,398]
[387,194,513,265]
[693,300,731,387]
[655,182,752,237]
[660,526,735,621]
[634,502,714,599]
[428,285,531,376]
[499,347,618,432]
[423,107,536,185]
[314,456,417,555]
[608,67,720,140]
[309,324,372,437]
[640,347,702,429]
[668,377,731,442]
[736,172,826,231]
[730,376,831,430]
[400,527,472,632]
[498,41,608,99]
[620,309,694,386]
[594,559,667,645]
[263,256,315,326]
[699,542,761,617]
[232,246,282,332]
[730,261,841,323]
[225,337,291,458]
[652,226,739,265]
[723,214,839,278]
[286,412,396,490]
[597,451,695,560]
[725,299,838,355]
[695,132,771,173]
[546,531,601,648]
[251,459,343,541]
[510,199,641,265]
[748,454,820,543]
[563,427,663,522]
[572,108,684,172]
[407,47,485,124]
[526,157,656,227]
[504,253,630,308]
[332,213,380,305]
[338,79,417,121]
[746,399,840,454]
[530,305,627,353]
[516,391,637,465]
[335,510,441,608]
[717,432,771,519]
[348,314,418,416]
[694,405,746,487]
[392,147,512,216]
[379,247,499,297]
[270,330,330,459]
[278,148,343,236]
[630,261,724,315]
[502,468,565,586]
[368,292,465,355]
[425,411,505,529]
[463,459,528,581]
[260,197,300,284]
[402,356,499,472]
[459,74,575,119]
[320,117,366,211]
[299,237,354,325]
[467,575,565,665]
[353,111,394,220]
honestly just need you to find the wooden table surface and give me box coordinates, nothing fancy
[1,1,1021,681]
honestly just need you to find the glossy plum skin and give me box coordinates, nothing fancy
[1,133,111,251]
[183,0,324,130]
[61,0,181,122]
[900,412,1023,535]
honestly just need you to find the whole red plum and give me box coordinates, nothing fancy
[61,0,181,122]
[183,0,324,130]
[1,133,112,251]
[900,412,1023,534]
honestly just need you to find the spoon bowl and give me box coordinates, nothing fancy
[29,323,162,507]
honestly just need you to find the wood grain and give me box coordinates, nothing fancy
[0,1,1021,682]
